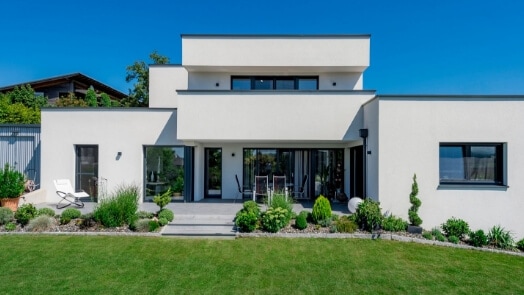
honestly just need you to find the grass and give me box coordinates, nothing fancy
[0,236,522,294]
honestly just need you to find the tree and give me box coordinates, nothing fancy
[6,84,47,109]
[85,86,98,107]
[125,51,169,107]
[0,95,40,123]
[100,92,111,107]
[55,93,88,107]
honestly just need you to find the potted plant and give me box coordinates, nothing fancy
[0,164,25,211]
[172,176,184,197]
[407,173,423,234]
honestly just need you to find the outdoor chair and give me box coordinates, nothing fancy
[253,175,269,203]
[291,174,309,200]
[235,174,252,202]
[272,175,287,199]
[53,179,88,209]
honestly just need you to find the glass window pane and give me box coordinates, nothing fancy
[276,79,295,90]
[298,79,318,90]
[145,147,185,201]
[232,78,251,90]
[254,79,273,90]
[467,146,496,181]
[439,146,465,181]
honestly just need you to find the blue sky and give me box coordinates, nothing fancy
[1,0,523,95]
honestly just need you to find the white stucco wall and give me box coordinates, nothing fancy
[377,96,524,239]
[182,35,369,72]
[41,108,180,203]
[363,98,379,200]
[177,91,374,142]
[149,65,188,108]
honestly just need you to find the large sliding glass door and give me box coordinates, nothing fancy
[243,148,343,200]
[144,146,185,202]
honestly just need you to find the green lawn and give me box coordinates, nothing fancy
[0,236,522,294]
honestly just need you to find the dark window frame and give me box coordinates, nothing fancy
[439,143,505,186]
[231,76,319,90]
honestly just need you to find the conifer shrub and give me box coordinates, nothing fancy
[408,174,422,226]
[353,198,382,232]
[312,195,332,224]
[294,211,308,230]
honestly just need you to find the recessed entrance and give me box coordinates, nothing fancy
[205,148,222,198]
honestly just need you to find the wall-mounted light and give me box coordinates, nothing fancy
[359,129,368,138]
[231,153,235,157]
[332,82,337,86]
[117,152,122,156]
[216,82,220,87]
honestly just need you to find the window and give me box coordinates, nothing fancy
[231,76,318,90]
[439,143,504,185]
[75,145,98,200]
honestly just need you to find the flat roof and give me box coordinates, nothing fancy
[181,34,371,38]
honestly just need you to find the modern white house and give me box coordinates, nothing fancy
[39,34,524,239]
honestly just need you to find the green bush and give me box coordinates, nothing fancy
[354,199,382,232]
[261,207,289,233]
[382,214,408,232]
[422,231,433,240]
[131,218,150,232]
[441,217,470,240]
[312,195,332,224]
[37,207,56,217]
[0,163,25,199]
[408,174,422,226]
[469,229,488,247]
[158,217,168,227]
[335,216,358,233]
[149,220,160,232]
[158,209,174,222]
[137,211,154,219]
[5,222,16,231]
[0,207,14,225]
[242,201,260,216]
[93,184,139,227]
[26,215,56,232]
[430,227,447,242]
[235,210,259,232]
[487,225,514,250]
[516,239,524,252]
[14,203,37,226]
[295,212,308,230]
[60,208,81,224]
[270,193,293,223]
[318,218,332,228]
[448,235,459,244]
[153,189,171,211]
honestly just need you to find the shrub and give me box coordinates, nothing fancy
[318,218,332,228]
[37,207,55,217]
[516,239,524,252]
[448,235,459,244]
[132,218,151,232]
[441,217,470,240]
[469,229,488,247]
[158,209,174,222]
[243,201,260,216]
[431,227,446,242]
[79,213,97,228]
[335,216,358,233]
[0,207,14,225]
[26,215,56,232]
[270,193,293,223]
[408,174,422,226]
[0,163,25,199]
[60,208,81,224]
[295,212,308,230]
[149,220,160,232]
[5,222,16,231]
[312,195,331,224]
[487,225,515,250]
[235,210,259,232]
[261,207,289,233]
[158,217,168,227]
[14,203,37,226]
[382,214,408,232]
[153,189,171,211]
[354,199,382,232]
[137,211,154,219]
[422,231,433,240]
[93,183,139,227]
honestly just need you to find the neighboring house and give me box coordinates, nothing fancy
[39,35,524,239]
[0,73,126,104]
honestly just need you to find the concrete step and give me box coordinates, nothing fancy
[161,214,237,238]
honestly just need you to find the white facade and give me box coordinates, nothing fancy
[40,35,524,239]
